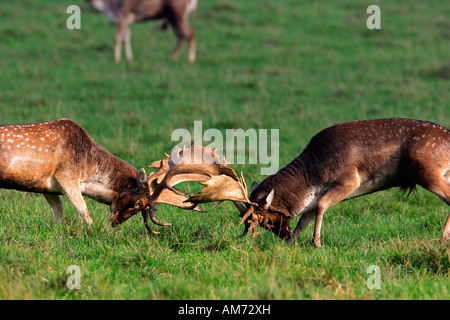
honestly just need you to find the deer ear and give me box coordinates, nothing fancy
[251,181,259,193]
[264,189,274,209]
[137,168,148,189]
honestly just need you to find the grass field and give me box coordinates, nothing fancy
[0,0,449,300]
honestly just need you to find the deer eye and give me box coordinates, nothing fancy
[134,200,142,208]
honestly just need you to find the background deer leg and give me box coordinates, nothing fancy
[44,194,63,224]
[114,21,127,62]
[124,26,133,61]
[168,14,195,62]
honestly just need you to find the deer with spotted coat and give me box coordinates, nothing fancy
[172,118,450,247]
[85,0,197,63]
[0,119,202,232]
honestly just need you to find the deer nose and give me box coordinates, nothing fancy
[110,217,121,227]
[285,230,294,241]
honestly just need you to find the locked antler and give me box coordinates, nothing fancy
[145,144,258,236]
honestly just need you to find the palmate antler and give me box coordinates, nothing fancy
[144,144,258,236]
[140,150,205,234]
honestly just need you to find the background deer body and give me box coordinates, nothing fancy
[244,118,450,247]
[0,119,153,227]
[86,0,197,63]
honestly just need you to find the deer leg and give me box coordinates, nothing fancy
[44,194,63,224]
[169,15,195,62]
[124,26,133,61]
[172,33,184,61]
[186,26,196,63]
[312,177,360,248]
[442,213,450,241]
[114,21,127,63]
[436,191,450,241]
[57,179,93,225]
[287,210,315,244]
[414,166,450,241]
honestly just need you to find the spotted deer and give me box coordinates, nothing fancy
[167,119,450,248]
[85,0,197,63]
[0,119,190,231]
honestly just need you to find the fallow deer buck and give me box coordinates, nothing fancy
[155,119,450,248]
[0,119,200,232]
[85,0,197,63]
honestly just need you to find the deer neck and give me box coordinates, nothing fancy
[79,147,138,204]
[268,154,324,218]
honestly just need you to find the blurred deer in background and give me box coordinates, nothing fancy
[160,119,450,248]
[85,0,197,63]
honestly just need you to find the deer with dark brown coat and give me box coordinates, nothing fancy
[85,0,197,63]
[0,119,196,232]
[165,119,450,248]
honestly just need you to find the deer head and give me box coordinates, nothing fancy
[109,168,154,228]
[235,183,292,240]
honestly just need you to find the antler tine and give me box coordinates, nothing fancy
[238,211,259,238]
[148,205,171,226]
[142,209,160,234]
[238,205,256,226]
[239,171,249,199]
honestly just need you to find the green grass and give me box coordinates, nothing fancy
[0,0,449,299]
